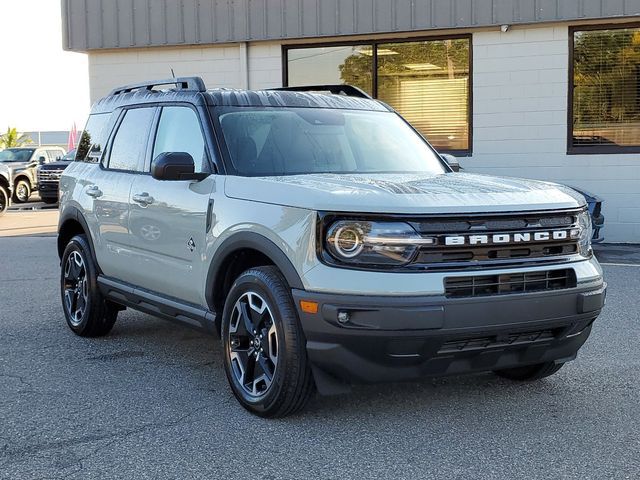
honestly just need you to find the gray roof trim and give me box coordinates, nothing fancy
[62,0,640,52]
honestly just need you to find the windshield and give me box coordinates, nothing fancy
[0,148,35,162]
[217,108,447,176]
[61,149,76,161]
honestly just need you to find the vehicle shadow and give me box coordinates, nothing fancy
[103,310,569,422]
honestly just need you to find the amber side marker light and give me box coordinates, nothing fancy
[300,300,319,314]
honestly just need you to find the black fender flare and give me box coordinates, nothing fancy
[57,206,100,269]
[205,232,304,310]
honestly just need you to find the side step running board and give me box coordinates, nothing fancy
[97,276,217,334]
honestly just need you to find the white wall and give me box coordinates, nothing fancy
[88,42,282,101]
[87,28,640,242]
[469,25,640,243]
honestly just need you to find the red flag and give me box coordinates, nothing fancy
[67,123,78,151]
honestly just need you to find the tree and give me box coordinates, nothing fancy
[0,127,33,149]
[573,29,640,126]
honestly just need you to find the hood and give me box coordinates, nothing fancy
[224,172,586,214]
[40,161,72,170]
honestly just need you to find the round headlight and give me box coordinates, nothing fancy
[330,224,364,258]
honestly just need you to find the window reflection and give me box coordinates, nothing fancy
[286,38,471,153]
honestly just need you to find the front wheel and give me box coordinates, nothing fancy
[13,179,31,203]
[221,266,315,418]
[61,234,118,337]
[493,361,564,381]
[0,185,8,216]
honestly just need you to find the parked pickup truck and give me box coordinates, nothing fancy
[0,146,65,203]
[37,149,75,204]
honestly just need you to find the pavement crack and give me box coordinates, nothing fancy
[0,404,211,462]
[0,372,33,389]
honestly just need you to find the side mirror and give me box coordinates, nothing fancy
[151,152,208,181]
[441,153,461,172]
[38,156,47,165]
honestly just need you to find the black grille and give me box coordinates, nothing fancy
[444,269,576,298]
[438,329,558,354]
[416,242,577,264]
[407,210,581,269]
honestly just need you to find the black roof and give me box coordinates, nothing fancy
[91,77,389,114]
[206,89,388,111]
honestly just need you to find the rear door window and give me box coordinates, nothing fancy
[107,108,156,172]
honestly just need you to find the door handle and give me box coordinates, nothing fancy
[132,192,154,206]
[86,185,103,198]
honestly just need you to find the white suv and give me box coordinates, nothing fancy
[57,78,606,417]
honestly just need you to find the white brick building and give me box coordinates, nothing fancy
[63,1,640,242]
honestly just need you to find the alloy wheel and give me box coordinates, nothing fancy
[228,291,279,398]
[63,251,89,326]
[16,183,28,202]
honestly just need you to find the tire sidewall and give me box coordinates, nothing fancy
[221,271,294,414]
[60,236,99,334]
[0,186,8,215]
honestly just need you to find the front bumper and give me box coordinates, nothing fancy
[37,182,59,198]
[293,280,606,394]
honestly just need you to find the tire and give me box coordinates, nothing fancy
[221,266,315,418]
[0,185,8,216]
[13,179,31,203]
[60,234,118,337]
[494,361,564,381]
[41,196,58,205]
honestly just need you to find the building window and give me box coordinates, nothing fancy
[287,45,373,96]
[570,25,640,153]
[284,36,471,155]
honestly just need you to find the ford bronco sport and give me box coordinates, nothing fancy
[57,78,606,417]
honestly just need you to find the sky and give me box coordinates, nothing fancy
[0,0,90,132]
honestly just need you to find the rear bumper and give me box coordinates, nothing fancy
[293,280,606,393]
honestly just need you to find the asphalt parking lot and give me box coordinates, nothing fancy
[0,235,638,479]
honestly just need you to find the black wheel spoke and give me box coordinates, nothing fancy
[70,291,78,315]
[244,353,257,386]
[256,356,273,381]
[76,291,86,314]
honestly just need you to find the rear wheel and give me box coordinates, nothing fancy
[41,196,58,205]
[61,234,118,337]
[13,179,30,203]
[0,185,8,216]
[494,361,564,381]
[221,266,315,417]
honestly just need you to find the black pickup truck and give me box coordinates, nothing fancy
[37,149,75,204]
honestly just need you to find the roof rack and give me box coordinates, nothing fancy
[270,85,373,99]
[108,77,206,96]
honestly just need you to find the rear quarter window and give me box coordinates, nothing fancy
[76,113,112,163]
